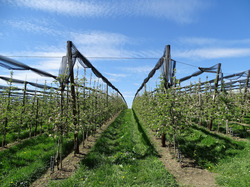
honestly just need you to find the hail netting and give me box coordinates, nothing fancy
[58,41,127,105]
[179,64,219,83]
[134,45,222,99]
[133,44,249,102]
[0,75,57,90]
[0,55,57,79]
[161,45,176,88]
[178,70,249,93]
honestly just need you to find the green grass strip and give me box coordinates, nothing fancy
[0,125,49,146]
[0,134,75,186]
[174,123,249,186]
[214,142,250,186]
[48,109,177,187]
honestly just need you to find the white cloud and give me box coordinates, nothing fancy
[0,51,65,76]
[127,0,208,23]
[32,59,61,72]
[0,71,55,88]
[10,0,106,17]
[122,66,153,73]
[5,20,61,36]
[103,72,130,83]
[71,31,128,46]
[175,48,250,59]
[4,19,162,58]
[174,37,250,60]
[8,0,210,23]
[105,72,129,78]
[179,37,250,46]
[133,82,140,86]
[122,91,134,98]
[70,31,131,57]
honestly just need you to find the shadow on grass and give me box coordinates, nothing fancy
[81,110,128,168]
[198,119,250,138]
[132,109,160,158]
[81,109,161,170]
[177,125,245,168]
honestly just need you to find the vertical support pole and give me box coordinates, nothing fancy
[19,82,27,141]
[214,63,221,95]
[220,72,224,92]
[244,70,250,101]
[82,73,86,148]
[163,45,171,91]
[67,41,79,154]
[226,119,229,134]
[240,70,250,123]
[66,84,69,135]
[106,83,109,108]
[2,81,11,147]
[59,83,65,169]
[161,45,170,147]
[36,97,39,136]
[208,63,221,131]
[144,83,147,94]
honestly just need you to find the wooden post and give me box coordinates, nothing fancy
[220,72,224,92]
[59,83,65,169]
[244,70,250,101]
[208,63,221,131]
[19,82,27,141]
[214,63,221,94]
[199,93,202,126]
[161,45,170,147]
[106,83,108,108]
[225,119,229,134]
[2,82,11,147]
[100,84,104,128]
[67,41,79,154]
[82,74,86,148]
[163,45,171,91]
[35,97,39,136]
[65,84,69,135]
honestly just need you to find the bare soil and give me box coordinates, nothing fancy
[31,112,120,187]
[0,134,42,152]
[147,129,218,187]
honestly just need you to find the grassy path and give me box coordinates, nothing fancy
[48,109,177,186]
[0,135,58,186]
[134,109,250,187]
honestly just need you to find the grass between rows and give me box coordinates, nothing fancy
[214,142,250,186]
[133,108,250,187]
[0,125,48,146]
[198,114,250,138]
[0,133,76,187]
[48,109,177,187]
[168,121,249,186]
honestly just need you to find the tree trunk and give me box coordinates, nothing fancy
[2,117,7,147]
[161,133,166,147]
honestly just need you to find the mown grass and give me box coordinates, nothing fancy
[0,124,50,146]
[197,113,250,138]
[48,109,177,187]
[214,142,250,186]
[0,133,75,186]
[174,125,249,186]
[133,107,249,187]
[176,125,245,168]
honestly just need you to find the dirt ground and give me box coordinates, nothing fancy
[146,129,217,187]
[0,134,42,152]
[31,112,120,187]
[3,112,244,187]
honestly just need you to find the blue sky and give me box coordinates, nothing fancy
[0,0,250,107]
